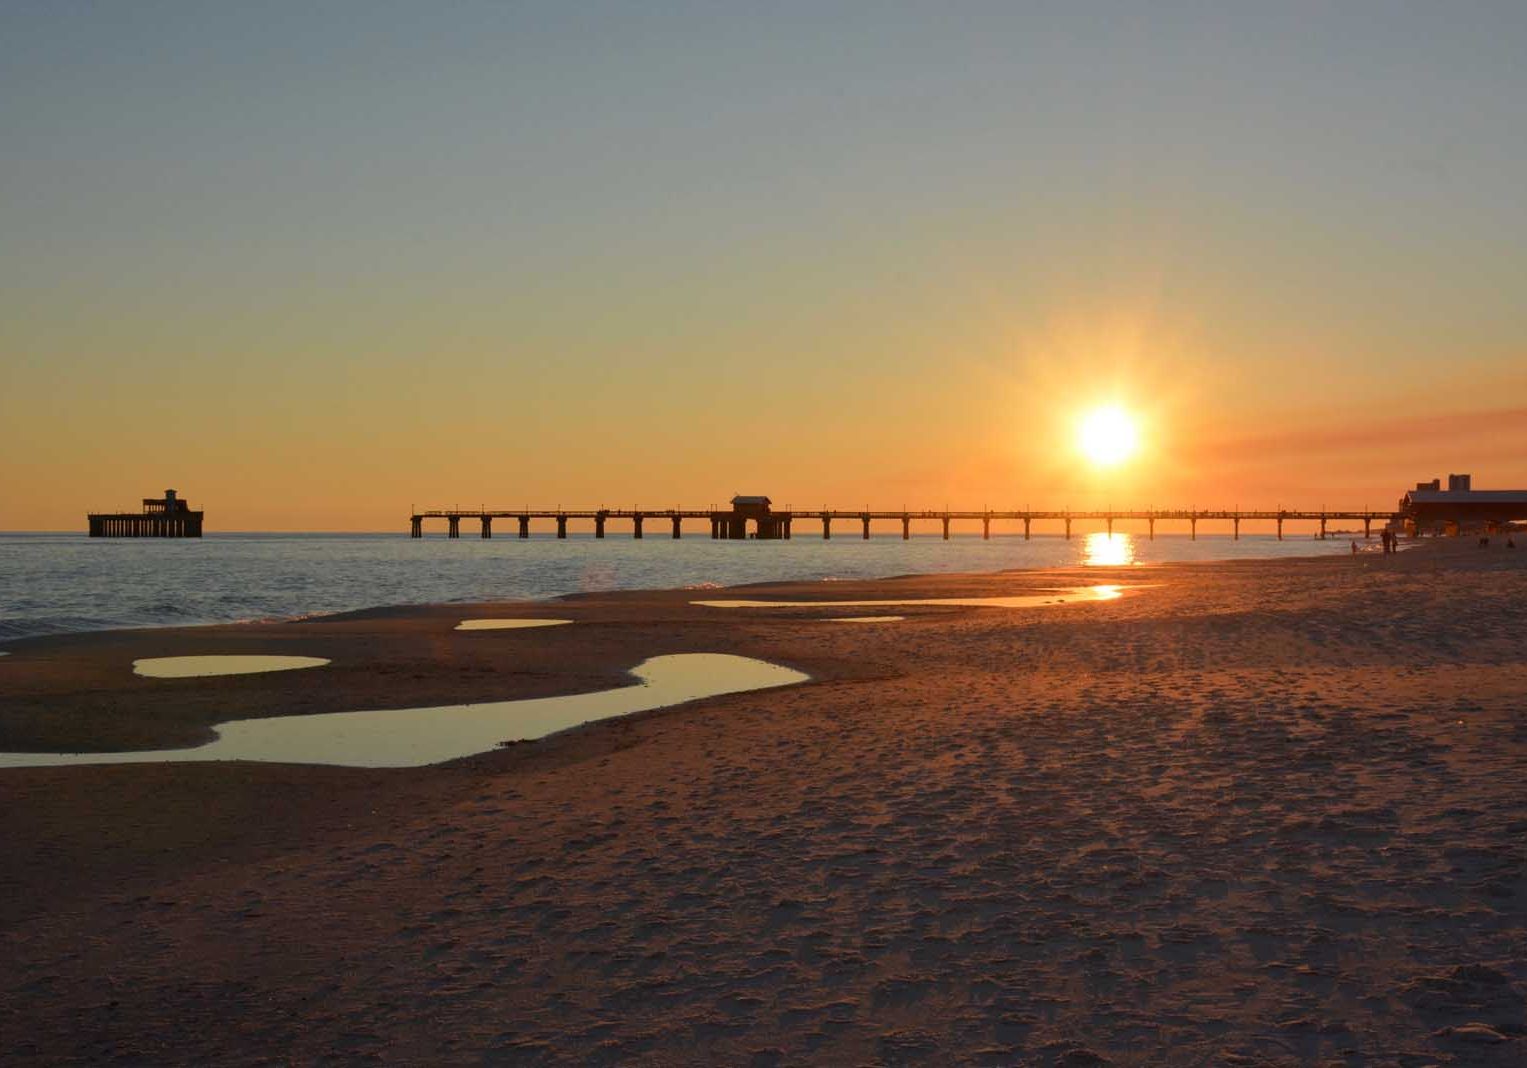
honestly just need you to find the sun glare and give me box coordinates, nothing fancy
[1077,405,1139,468]
[1083,532,1135,567]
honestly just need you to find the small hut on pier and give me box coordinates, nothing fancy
[712,495,788,539]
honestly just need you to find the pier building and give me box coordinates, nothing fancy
[88,489,204,538]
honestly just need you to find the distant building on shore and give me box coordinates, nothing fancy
[719,495,786,539]
[1399,474,1527,535]
[88,489,204,538]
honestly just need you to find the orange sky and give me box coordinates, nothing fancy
[3,7,1526,531]
[6,310,1521,532]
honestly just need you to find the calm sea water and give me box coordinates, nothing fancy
[0,530,1354,644]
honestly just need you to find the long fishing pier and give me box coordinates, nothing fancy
[410,499,1397,541]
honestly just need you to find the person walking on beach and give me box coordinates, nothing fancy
[1351,539,1359,555]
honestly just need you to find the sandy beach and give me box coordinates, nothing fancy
[2,542,1525,1065]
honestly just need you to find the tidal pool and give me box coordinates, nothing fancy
[0,653,808,770]
[694,584,1126,610]
[134,655,331,679]
[821,616,905,624]
[455,619,573,631]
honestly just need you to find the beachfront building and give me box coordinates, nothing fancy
[1399,474,1527,535]
[88,489,205,538]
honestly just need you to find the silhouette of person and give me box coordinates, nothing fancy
[1351,540,1358,555]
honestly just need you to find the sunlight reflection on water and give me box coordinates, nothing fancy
[455,619,573,631]
[133,655,330,678]
[1083,532,1136,567]
[693,585,1126,610]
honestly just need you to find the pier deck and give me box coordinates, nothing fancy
[409,506,1397,541]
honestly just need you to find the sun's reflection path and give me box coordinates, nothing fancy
[1084,532,1135,567]
[694,585,1126,609]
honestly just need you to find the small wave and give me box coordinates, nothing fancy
[0,615,141,641]
[144,601,198,617]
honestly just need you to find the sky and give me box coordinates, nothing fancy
[3,2,1525,530]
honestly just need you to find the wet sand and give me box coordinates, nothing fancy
[1,542,1525,1065]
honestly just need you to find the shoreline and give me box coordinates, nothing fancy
[3,537,1524,1064]
[0,542,1430,754]
[0,539,1457,756]
[0,529,1360,647]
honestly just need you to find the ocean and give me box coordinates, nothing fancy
[0,530,1356,644]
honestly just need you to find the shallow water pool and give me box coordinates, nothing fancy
[133,655,331,678]
[0,653,809,769]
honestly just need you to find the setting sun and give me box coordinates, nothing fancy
[1077,405,1140,468]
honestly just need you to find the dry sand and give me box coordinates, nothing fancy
[1,542,1524,1065]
